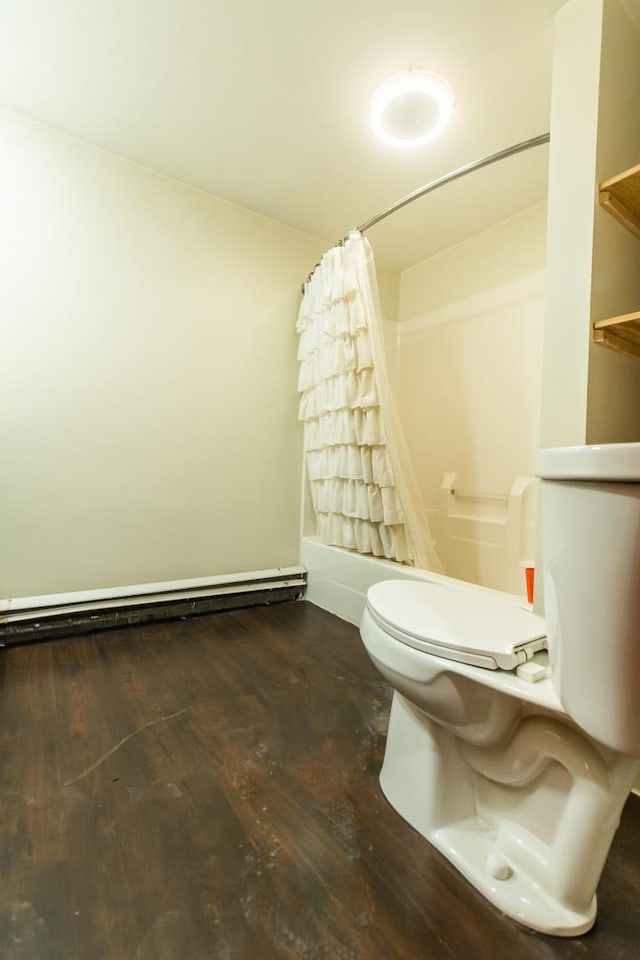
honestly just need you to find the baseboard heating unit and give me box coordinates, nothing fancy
[0,567,307,646]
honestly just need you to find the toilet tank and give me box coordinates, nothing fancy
[536,443,640,757]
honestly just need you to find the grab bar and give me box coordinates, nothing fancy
[450,489,510,503]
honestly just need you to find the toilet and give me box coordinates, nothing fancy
[359,442,640,936]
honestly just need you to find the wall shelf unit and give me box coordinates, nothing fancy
[596,164,640,359]
[599,164,640,239]
[593,311,640,359]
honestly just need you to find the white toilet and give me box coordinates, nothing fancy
[360,442,640,936]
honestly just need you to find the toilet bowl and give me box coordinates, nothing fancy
[360,442,640,936]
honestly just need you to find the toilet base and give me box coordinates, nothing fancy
[379,691,638,936]
[386,807,597,936]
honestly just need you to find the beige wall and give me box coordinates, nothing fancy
[0,108,329,598]
[393,204,547,592]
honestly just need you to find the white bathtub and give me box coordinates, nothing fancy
[301,537,526,627]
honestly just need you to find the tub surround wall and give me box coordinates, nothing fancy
[398,202,547,322]
[392,204,547,595]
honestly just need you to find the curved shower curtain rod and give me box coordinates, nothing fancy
[301,131,550,290]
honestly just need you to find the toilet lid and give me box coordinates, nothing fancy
[366,580,547,670]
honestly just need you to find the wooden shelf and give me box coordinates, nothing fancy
[593,311,640,359]
[599,163,640,239]
[595,165,640,359]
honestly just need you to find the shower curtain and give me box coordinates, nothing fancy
[296,231,442,571]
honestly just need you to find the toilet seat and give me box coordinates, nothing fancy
[366,580,547,670]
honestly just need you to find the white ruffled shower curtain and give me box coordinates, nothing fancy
[297,231,442,571]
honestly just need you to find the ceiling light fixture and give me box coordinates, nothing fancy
[370,69,454,149]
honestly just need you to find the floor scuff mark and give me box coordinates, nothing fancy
[62,706,191,788]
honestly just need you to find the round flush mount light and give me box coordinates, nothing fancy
[370,69,454,149]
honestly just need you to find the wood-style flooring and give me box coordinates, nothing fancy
[0,600,638,960]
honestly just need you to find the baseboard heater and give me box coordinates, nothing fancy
[0,566,307,646]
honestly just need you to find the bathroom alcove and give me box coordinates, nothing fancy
[302,0,640,607]
[387,0,640,594]
[385,199,546,597]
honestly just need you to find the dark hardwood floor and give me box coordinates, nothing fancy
[0,600,638,960]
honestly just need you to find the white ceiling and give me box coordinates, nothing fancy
[0,0,569,269]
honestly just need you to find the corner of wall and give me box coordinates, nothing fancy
[539,0,604,449]
[375,261,401,323]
